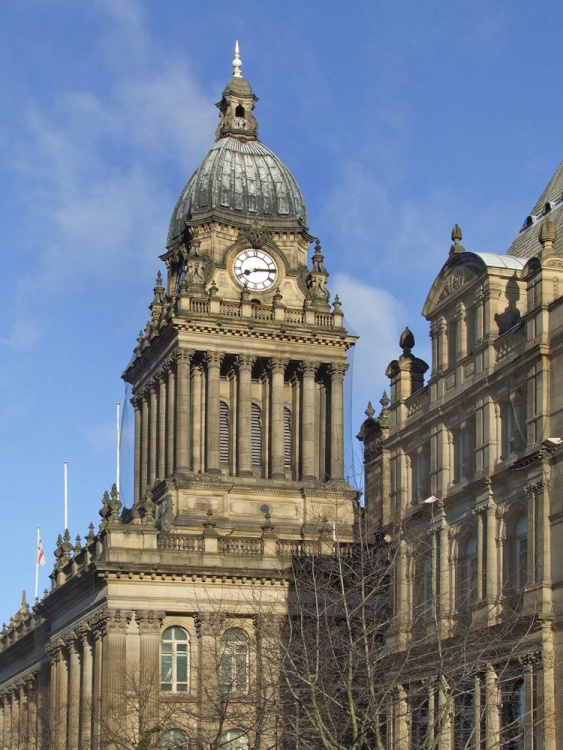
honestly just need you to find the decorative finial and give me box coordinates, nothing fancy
[232,41,242,78]
[379,390,390,411]
[539,219,557,254]
[365,402,375,419]
[399,326,415,354]
[449,224,465,256]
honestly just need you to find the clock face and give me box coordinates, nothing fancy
[232,248,278,291]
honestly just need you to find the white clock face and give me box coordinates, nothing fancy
[232,248,278,291]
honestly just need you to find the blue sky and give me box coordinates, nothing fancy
[0,0,561,623]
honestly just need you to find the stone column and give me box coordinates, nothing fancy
[192,364,203,473]
[101,611,130,740]
[55,644,68,750]
[166,363,176,476]
[138,611,164,729]
[455,302,467,360]
[26,677,38,750]
[158,374,167,478]
[91,626,103,750]
[270,358,287,478]
[438,516,450,623]
[3,692,11,750]
[236,355,255,476]
[149,383,158,486]
[176,350,193,472]
[394,684,409,750]
[133,397,141,504]
[301,361,318,480]
[329,364,346,480]
[485,664,499,750]
[205,352,223,474]
[485,499,497,603]
[430,321,439,376]
[140,392,149,496]
[67,635,81,750]
[79,629,93,750]
[10,690,19,750]
[476,509,484,603]
[539,620,555,750]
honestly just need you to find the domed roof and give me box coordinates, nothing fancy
[167,137,308,245]
[167,46,308,247]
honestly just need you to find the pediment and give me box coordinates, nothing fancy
[422,254,485,318]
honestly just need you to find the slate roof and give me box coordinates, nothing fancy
[507,162,563,259]
[167,137,308,245]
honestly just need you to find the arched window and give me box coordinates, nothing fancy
[458,532,478,608]
[251,403,262,469]
[284,407,292,472]
[161,728,189,749]
[220,628,249,694]
[161,627,189,692]
[220,401,230,468]
[219,730,249,750]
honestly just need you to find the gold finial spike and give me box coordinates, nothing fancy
[232,40,243,78]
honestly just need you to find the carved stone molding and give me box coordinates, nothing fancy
[136,610,165,633]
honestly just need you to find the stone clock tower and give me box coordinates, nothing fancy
[123,45,358,542]
[0,48,359,750]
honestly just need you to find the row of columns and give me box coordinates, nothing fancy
[132,350,347,502]
[387,655,553,750]
[0,675,39,750]
[393,484,548,633]
[430,291,487,375]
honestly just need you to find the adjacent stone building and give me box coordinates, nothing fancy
[358,165,563,748]
[0,48,357,750]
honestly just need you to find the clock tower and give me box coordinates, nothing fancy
[123,44,358,546]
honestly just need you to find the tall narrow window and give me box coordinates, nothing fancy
[458,533,478,608]
[411,697,429,749]
[515,515,528,591]
[454,692,475,750]
[161,627,189,692]
[251,403,262,468]
[284,407,292,472]
[503,680,525,750]
[448,319,458,367]
[220,401,230,468]
[221,628,249,694]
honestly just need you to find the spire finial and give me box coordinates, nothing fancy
[232,41,242,78]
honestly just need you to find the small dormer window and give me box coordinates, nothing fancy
[234,104,246,129]
[544,201,552,213]
[524,215,534,229]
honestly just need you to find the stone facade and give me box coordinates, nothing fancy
[359,206,563,748]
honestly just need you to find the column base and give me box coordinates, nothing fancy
[270,472,286,479]
[237,469,254,477]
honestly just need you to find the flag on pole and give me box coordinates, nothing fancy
[37,533,46,567]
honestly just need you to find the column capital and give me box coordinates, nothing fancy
[300,360,320,376]
[204,351,224,367]
[235,354,256,369]
[328,363,348,379]
[136,610,165,633]
[269,357,288,374]
[176,348,194,364]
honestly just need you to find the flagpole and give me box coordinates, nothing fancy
[35,527,40,601]
[64,461,68,530]
[116,402,120,495]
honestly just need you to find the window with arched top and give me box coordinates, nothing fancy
[220,628,249,694]
[284,407,292,472]
[220,401,230,468]
[505,511,528,593]
[251,403,262,469]
[161,728,189,749]
[457,531,478,608]
[219,730,249,750]
[161,627,189,692]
